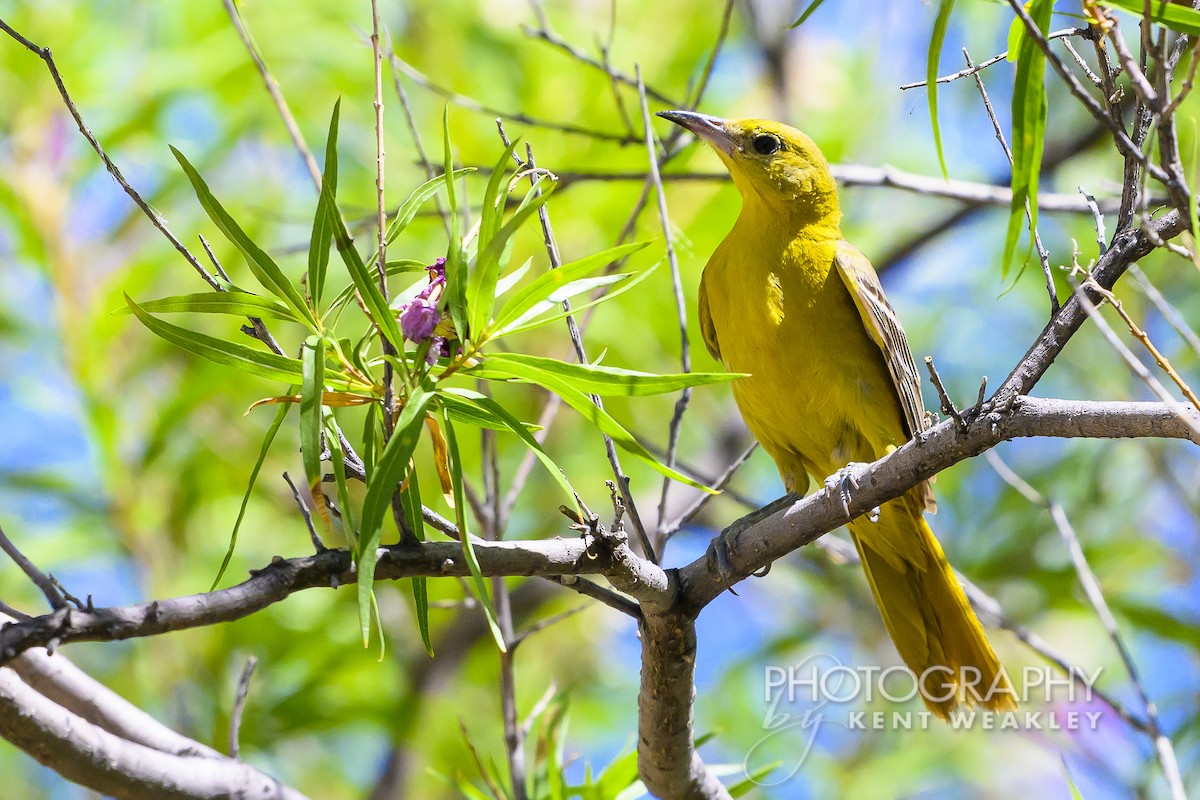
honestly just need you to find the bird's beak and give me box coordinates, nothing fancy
[656,110,736,155]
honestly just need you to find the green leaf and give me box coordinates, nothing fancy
[473,352,742,397]
[308,101,341,308]
[357,383,436,646]
[788,0,827,27]
[496,260,661,338]
[477,358,716,493]
[170,146,317,328]
[113,291,301,322]
[1100,0,1200,35]
[384,168,474,246]
[300,335,328,536]
[440,387,577,510]
[1003,0,1052,277]
[323,411,357,550]
[211,399,291,589]
[442,108,470,347]
[478,140,522,259]
[490,242,648,334]
[439,389,541,433]
[1005,10,1025,62]
[324,170,406,353]
[927,0,955,179]
[442,410,507,653]
[469,178,556,340]
[466,139,522,340]
[125,293,306,384]
[400,469,434,657]
[494,258,532,298]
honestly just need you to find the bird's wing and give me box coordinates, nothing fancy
[834,242,936,512]
[697,267,722,362]
[833,242,927,441]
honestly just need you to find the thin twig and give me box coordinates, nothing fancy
[282,472,325,553]
[637,65,692,541]
[0,522,65,610]
[964,48,1058,314]
[221,0,322,190]
[1068,272,1200,439]
[511,602,591,650]
[521,3,675,105]
[923,356,965,429]
[985,451,1186,800]
[661,442,758,540]
[228,655,258,759]
[391,55,635,144]
[899,28,1086,89]
[0,19,218,290]
[1129,265,1200,355]
[1086,281,1200,408]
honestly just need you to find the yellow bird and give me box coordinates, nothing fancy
[659,111,1014,718]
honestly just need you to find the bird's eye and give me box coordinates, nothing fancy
[751,134,781,155]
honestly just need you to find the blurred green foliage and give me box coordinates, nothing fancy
[1,2,1199,799]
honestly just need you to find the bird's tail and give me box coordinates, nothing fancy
[848,494,1016,719]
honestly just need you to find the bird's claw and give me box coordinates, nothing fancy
[707,534,740,596]
[824,463,867,519]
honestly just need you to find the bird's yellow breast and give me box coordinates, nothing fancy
[701,213,905,490]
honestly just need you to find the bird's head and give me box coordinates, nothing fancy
[657,111,840,226]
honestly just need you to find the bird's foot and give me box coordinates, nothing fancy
[823,463,869,519]
[707,533,739,596]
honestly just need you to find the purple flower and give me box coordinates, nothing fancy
[400,297,440,342]
[397,258,449,348]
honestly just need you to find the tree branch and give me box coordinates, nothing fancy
[0,660,306,800]
[674,397,1199,614]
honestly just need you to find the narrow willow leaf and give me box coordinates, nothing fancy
[1004,0,1052,277]
[441,387,577,511]
[475,352,742,397]
[325,188,405,353]
[496,274,631,333]
[113,291,301,322]
[170,147,317,328]
[323,411,357,550]
[357,384,436,646]
[384,168,474,245]
[125,294,306,384]
[1100,0,1200,35]
[308,101,341,309]
[469,180,555,340]
[478,140,522,259]
[300,335,331,537]
[442,410,506,652]
[363,402,379,476]
[927,0,955,179]
[494,258,532,298]
[466,139,522,338]
[386,259,428,274]
[495,260,661,338]
[478,360,716,493]
[490,242,649,333]
[1005,12,1024,62]
[788,0,827,27]
[400,469,434,656]
[442,107,470,346]
[211,399,291,589]
[439,390,541,432]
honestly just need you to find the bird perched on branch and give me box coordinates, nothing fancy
[658,110,1014,718]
